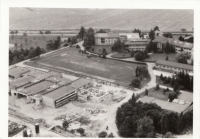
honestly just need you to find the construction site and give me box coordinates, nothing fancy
[9,65,132,137]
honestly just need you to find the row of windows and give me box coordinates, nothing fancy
[55,92,76,103]
[157,65,191,72]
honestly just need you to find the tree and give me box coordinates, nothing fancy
[134,51,145,61]
[12,56,20,64]
[18,54,25,61]
[23,32,27,37]
[39,30,43,34]
[153,26,159,31]
[145,89,148,96]
[149,29,155,40]
[175,52,190,64]
[71,36,77,45]
[77,128,85,135]
[107,132,114,138]
[78,26,86,39]
[173,82,179,92]
[97,29,106,33]
[135,116,155,138]
[130,78,141,88]
[133,28,142,37]
[176,113,183,133]
[179,36,184,41]
[111,39,126,52]
[67,37,71,43]
[98,131,107,138]
[45,30,51,34]
[10,30,15,34]
[168,92,177,102]
[35,46,41,56]
[28,49,36,58]
[166,55,168,61]
[163,32,173,38]
[164,41,171,54]
[130,50,134,57]
[161,114,169,135]
[62,120,69,131]
[15,30,18,34]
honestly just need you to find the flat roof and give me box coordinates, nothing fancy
[125,39,149,45]
[9,66,30,77]
[43,85,76,101]
[23,69,47,77]
[22,80,54,95]
[151,99,190,114]
[35,71,59,80]
[10,76,35,88]
[94,33,119,38]
[69,78,91,89]
[139,96,156,103]
[178,92,193,103]
[139,96,190,113]
[156,60,193,71]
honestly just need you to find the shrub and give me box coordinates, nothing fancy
[77,128,85,135]
[166,88,169,91]
[168,92,177,102]
[98,131,107,138]
[134,51,145,61]
[64,43,68,46]
[76,45,80,48]
[107,132,115,138]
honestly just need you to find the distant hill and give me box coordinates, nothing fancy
[9,8,193,31]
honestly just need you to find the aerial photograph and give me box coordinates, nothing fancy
[8,8,193,138]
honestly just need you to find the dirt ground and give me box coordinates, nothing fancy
[9,82,133,137]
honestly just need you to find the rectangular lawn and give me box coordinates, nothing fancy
[144,53,177,62]
[35,47,150,87]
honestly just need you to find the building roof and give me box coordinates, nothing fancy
[156,60,193,71]
[69,78,91,89]
[153,36,193,49]
[153,36,173,44]
[43,85,76,101]
[119,33,140,39]
[9,66,30,78]
[21,80,54,96]
[10,76,35,88]
[170,39,193,49]
[94,33,119,38]
[139,96,191,113]
[23,69,47,77]
[34,71,59,80]
[125,39,149,45]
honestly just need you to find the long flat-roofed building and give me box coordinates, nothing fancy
[94,33,118,45]
[139,96,191,114]
[42,85,77,108]
[155,60,193,76]
[9,66,30,79]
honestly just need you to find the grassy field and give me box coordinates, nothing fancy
[10,8,193,30]
[9,35,69,51]
[141,88,172,101]
[89,45,112,55]
[144,53,177,62]
[111,52,131,59]
[35,47,150,86]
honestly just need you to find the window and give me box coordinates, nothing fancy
[101,38,105,43]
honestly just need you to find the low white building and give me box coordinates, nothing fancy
[155,60,193,76]
[125,39,149,51]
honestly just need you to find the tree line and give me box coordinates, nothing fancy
[116,93,193,138]
[9,46,44,65]
[160,71,193,92]
[130,66,149,88]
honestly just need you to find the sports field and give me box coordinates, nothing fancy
[36,47,150,86]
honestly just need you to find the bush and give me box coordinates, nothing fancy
[64,43,68,46]
[76,45,80,48]
[98,131,107,138]
[107,132,115,138]
[168,92,177,102]
[134,51,145,61]
[130,78,141,88]
[76,128,85,135]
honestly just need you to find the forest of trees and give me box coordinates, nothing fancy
[46,36,61,50]
[160,71,193,91]
[116,93,193,138]
[9,46,45,65]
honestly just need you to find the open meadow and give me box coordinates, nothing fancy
[35,47,150,86]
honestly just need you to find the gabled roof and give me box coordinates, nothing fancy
[170,39,193,49]
[156,60,193,71]
[153,36,173,44]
